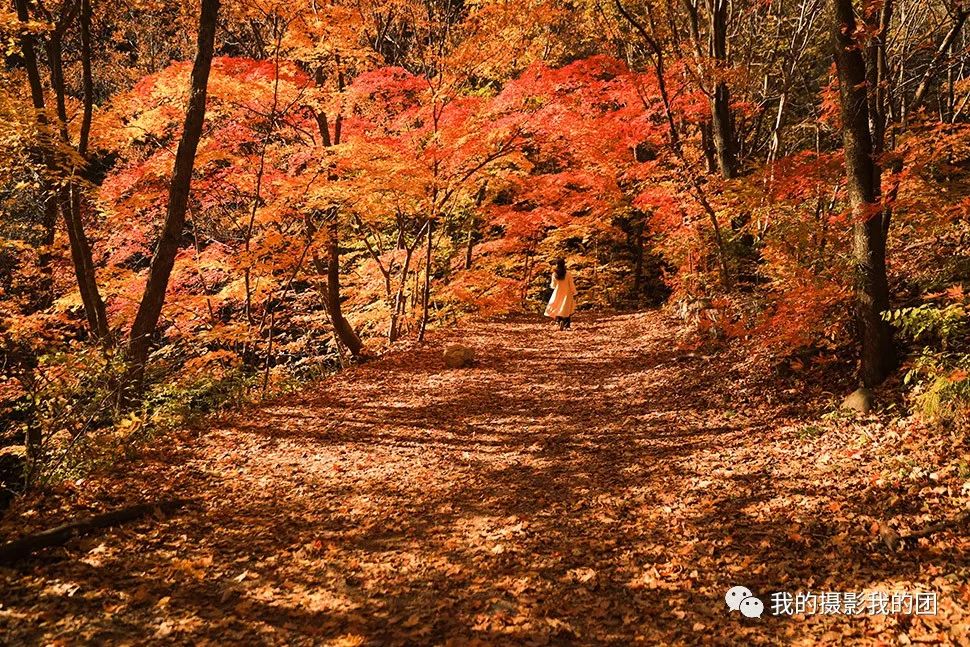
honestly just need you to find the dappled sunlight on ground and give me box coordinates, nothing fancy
[1,312,967,645]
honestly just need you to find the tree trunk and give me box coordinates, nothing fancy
[910,10,970,121]
[831,0,896,387]
[62,185,111,340]
[615,0,732,290]
[418,220,433,342]
[709,0,735,179]
[14,0,57,312]
[50,13,110,341]
[864,0,893,157]
[127,0,220,389]
[324,214,363,356]
[388,235,420,343]
[700,122,717,173]
[464,181,488,270]
[15,0,110,340]
[633,220,644,299]
[78,0,94,157]
[306,58,363,357]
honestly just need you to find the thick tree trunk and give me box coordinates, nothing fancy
[831,0,896,387]
[767,92,787,165]
[307,212,363,357]
[709,0,735,179]
[127,0,220,388]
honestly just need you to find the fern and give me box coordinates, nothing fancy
[885,301,970,424]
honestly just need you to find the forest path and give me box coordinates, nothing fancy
[1,312,960,645]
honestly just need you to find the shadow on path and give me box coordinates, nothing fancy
[0,312,961,645]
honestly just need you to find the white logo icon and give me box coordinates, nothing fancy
[726,585,764,618]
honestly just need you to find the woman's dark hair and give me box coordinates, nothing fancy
[554,258,566,281]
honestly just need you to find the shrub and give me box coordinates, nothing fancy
[886,293,970,425]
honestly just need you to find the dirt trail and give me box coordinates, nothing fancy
[0,312,964,645]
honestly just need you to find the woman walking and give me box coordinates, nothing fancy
[544,258,577,330]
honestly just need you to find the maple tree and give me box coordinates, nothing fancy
[0,0,965,456]
[126,0,220,389]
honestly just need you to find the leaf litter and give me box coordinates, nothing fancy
[0,312,967,645]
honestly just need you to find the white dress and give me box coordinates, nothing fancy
[545,271,577,318]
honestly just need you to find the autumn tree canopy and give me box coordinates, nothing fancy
[0,0,967,488]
